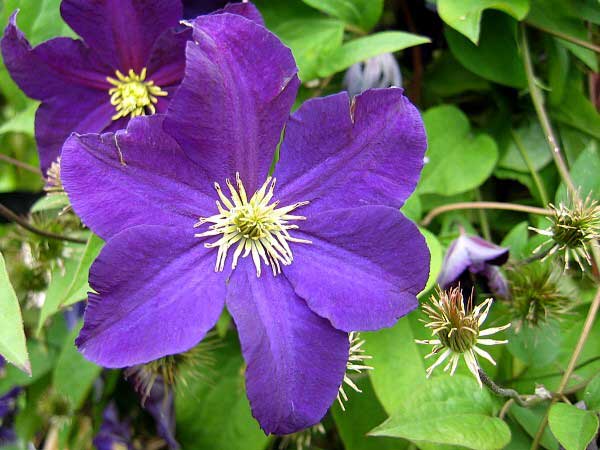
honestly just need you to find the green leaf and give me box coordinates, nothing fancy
[438,0,529,44]
[53,322,101,410]
[548,403,599,450]
[420,228,443,295]
[302,0,384,31]
[272,18,344,81]
[501,221,530,259]
[446,11,527,88]
[526,0,598,71]
[364,317,425,414]
[37,235,103,332]
[30,194,70,214]
[60,234,104,307]
[500,120,552,173]
[0,251,29,374]
[419,105,498,196]
[555,142,600,203]
[506,321,561,367]
[0,340,57,394]
[370,375,511,450]
[176,334,268,450]
[0,101,38,136]
[423,52,490,100]
[319,31,430,78]
[552,88,600,141]
[583,373,600,412]
[510,405,559,450]
[332,376,408,450]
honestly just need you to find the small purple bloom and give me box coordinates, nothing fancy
[0,0,262,173]
[438,234,509,298]
[61,14,429,434]
[143,381,179,450]
[93,402,133,450]
[343,53,402,97]
[0,388,21,447]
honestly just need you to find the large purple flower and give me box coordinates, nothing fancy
[60,14,429,434]
[0,0,261,172]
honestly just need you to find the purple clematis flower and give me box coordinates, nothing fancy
[0,0,262,173]
[438,234,509,298]
[60,14,429,434]
[0,388,21,446]
[93,403,134,450]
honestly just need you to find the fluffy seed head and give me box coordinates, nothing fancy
[504,263,571,328]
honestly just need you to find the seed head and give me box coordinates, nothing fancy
[416,287,510,387]
[530,194,600,271]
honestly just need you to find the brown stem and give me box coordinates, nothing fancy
[0,203,86,244]
[399,0,423,105]
[421,202,550,226]
[0,153,43,176]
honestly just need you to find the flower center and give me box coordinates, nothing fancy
[107,68,167,121]
[195,173,311,277]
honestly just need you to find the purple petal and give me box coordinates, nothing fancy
[277,89,426,211]
[93,403,133,450]
[1,12,111,99]
[144,382,179,450]
[77,225,226,367]
[61,115,215,240]
[284,206,429,332]
[226,260,348,435]
[213,3,265,25]
[437,235,509,289]
[35,87,117,172]
[61,0,182,71]
[164,14,299,193]
[146,27,191,87]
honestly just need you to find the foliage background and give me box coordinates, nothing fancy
[1,1,600,449]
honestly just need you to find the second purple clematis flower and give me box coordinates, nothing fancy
[438,234,509,298]
[60,14,429,434]
[0,0,261,173]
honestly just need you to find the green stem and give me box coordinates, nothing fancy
[530,287,600,449]
[521,25,577,196]
[479,369,549,408]
[421,201,550,226]
[510,129,550,205]
[527,22,600,54]
[475,190,492,240]
[522,24,600,449]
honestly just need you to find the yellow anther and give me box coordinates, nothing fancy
[106,68,168,121]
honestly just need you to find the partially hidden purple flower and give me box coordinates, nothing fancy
[438,234,509,298]
[0,0,262,173]
[93,402,134,450]
[60,14,429,434]
[143,381,179,450]
[343,53,402,97]
[0,388,21,447]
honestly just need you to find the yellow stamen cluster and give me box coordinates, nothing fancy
[416,287,510,387]
[195,173,311,277]
[107,68,167,121]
